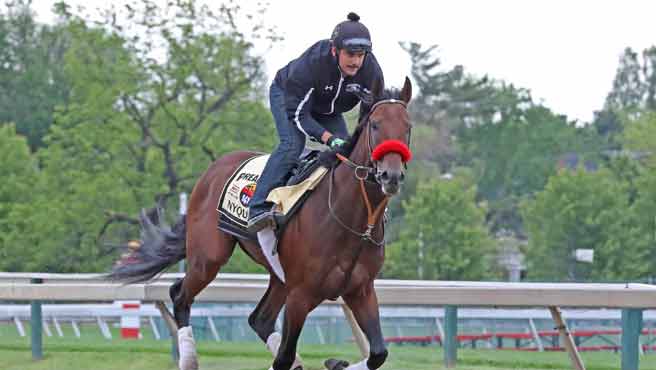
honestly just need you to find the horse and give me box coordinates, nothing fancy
[109,77,413,370]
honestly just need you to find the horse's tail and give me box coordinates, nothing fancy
[108,208,186,283]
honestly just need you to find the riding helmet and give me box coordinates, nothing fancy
[330,12,372,53]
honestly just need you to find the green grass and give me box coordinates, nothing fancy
[1,321,654,369]
[1,333,656,370]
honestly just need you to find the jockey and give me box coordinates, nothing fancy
[247,12,385,232]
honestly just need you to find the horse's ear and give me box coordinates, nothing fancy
[400,76,412,104]
[370,78,384,100]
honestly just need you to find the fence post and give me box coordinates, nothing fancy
[622,309,643,370]
[30,278,43,360]
[443,305,458,368]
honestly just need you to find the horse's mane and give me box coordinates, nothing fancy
[344,87,404,155]
[318,87,403,167]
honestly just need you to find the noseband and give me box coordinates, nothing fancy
[328,99,411,246]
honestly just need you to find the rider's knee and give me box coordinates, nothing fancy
[367,348,388,369]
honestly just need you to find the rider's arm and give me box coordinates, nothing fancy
[283,52,332,143]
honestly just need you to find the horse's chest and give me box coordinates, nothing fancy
[319,254,383,300]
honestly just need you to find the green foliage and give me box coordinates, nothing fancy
[459,105,605,234]
[0,124,39,270]
[629,169,656,274]
[622,111,656,168]
[1,3,650,280]
[0,0,278,272]
[400,42,523,171]
[0,1,70,149]
[400,42,608,234]
[606,46,656,111]
[384,177,495,280]
[521,168,646,281]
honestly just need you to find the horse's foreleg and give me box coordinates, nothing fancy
[341,286,388,370]
[272,290,318,370]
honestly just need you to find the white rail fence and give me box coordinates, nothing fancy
[1,273,656,370]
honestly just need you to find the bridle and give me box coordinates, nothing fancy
[328,98,410,246]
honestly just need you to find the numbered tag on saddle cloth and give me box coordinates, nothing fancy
[217,154,270,227]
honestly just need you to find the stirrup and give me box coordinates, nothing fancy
[247,210,280,232]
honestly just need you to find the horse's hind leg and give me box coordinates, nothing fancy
[171,227,237,370]
[247,276,305,368]
[248,275,286,341]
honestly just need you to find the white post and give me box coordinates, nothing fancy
[528,318,544,352]
[207,316,220,341]
[316,323,326,345]
[53,317,64,337]
[14,317,25,337]
[149,316,161,340]
[435,317,445,342]
[71,320,81,338]
[43,317,52,337]
[97,317,112,339]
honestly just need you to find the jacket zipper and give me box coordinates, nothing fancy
[326,75,344,114]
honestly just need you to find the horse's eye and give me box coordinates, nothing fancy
[371,122,379,131]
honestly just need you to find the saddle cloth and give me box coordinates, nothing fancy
[216,153,328,283]
[216,154,327,229]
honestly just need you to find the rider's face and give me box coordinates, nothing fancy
[332,47,366,76]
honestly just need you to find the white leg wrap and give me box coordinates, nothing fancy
[345,358,369,370]
[266,332,282,355]
[177,326,199,370]
[265,332,303,370]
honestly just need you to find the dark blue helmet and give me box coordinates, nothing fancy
[330,12,372,53]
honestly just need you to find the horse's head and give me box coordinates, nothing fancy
[363,77,413,196]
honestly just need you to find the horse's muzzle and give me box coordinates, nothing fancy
[377,168,405,196]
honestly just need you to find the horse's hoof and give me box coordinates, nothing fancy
[324,359,349,370]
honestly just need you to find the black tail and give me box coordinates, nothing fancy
[108,208,186,283]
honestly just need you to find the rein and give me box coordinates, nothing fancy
[326,98,409,247]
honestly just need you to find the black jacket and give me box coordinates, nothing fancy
[273,39,384,141]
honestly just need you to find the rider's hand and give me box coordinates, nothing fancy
[327,136,347,149]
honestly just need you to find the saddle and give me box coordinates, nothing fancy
[216,151,326,241]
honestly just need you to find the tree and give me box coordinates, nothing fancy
[521,168,644,281]
[384,177,494,280]
[592,109,623,151]
[0,0,279,271]
[460,105,604,233]
[400,42,525,171]
[0,124,39,270]
[628,169,656,276]
[605,46,656,112]
[0,0,70,149]
[622,111,656,168]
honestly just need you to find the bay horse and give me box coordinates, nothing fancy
[110,77,413,370]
